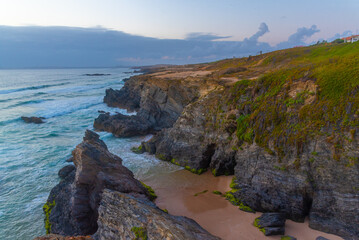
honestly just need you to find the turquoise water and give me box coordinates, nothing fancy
[0,69,179,240]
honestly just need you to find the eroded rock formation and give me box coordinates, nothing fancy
[45,130,150,236]
[44,130,220,240]
[94,71,218,137]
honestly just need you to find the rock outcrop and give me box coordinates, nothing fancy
[94,189,220,240]
[94,72,219,137]
[21,116,45,124]
[44,130,219,240]
[45,130,150,236]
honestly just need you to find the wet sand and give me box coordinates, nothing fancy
[143,170,343,240]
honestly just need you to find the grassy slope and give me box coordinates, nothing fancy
[204,42,359,163]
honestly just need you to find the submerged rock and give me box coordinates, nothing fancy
[94,189,220,240]
[45,130,150,236]
[21,116,45,124]
[82,74,111,76]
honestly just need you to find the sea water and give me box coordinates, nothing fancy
[0,68,180,240]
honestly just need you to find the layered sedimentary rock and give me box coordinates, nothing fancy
[94,190,220,240]
[45,130,150,236]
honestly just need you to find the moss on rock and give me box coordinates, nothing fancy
[131,145,144,154]
[140,181,157,201]
[131,226,147,240]
[43,200,55,234]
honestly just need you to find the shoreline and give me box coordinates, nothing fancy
[144,170,342,240]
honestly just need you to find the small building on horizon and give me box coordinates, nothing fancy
[342,35,359,43]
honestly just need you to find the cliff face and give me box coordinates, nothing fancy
[146,78,359,238]
[102,43,359,239]
[94,70,220,137]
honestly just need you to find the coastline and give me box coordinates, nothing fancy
[144,170,343,240]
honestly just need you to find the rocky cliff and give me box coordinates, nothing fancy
[94,69,221,137]
[44,130,150,236]
[101,43,359,239]
[43,130,219,240]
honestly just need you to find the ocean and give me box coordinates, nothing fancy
[0,68,179,240]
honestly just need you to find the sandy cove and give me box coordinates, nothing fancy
[143,170,343,240]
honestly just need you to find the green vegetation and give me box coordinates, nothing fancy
[170,158,206,175]
[194,190,208,196]
[162,208,169,213]
[131,145,143,154]
[43,200,55,234]
[281,236,295,240]
[253,218,266,234]
[212,190,223,195]
[332,38,344,44]
[155,153,167,161]
[140,181,157,201]
[131,226,147,240]
[185,165,206,175]
[274,165,287,171]
[229,177,238,189]
[171,158,180,165]
[208,41,359,167]
[225,181,255,213]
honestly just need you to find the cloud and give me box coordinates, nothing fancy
[326,30,353,42]
[277,25,320,48]
[246,22,269,42]
[185,33,231,41]
[0,23,329,68]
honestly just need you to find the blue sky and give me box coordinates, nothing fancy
[1,0,358,44]
[0,0,358,67]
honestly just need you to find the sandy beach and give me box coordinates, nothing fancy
[143,170,343,240]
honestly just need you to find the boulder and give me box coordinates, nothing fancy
[254,213,286,236]
[255,213,286,227]
[315,237,329,240]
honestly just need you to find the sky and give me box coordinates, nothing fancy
[0,0,358,68]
